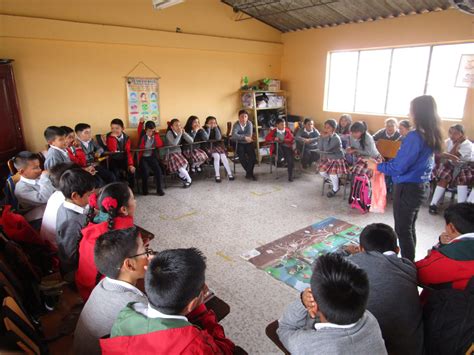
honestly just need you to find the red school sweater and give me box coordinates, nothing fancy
[66,146,87,167]
[265,127,295,155]
[106,133,134,166]
[136,121,164,163]
[75,216,135,301]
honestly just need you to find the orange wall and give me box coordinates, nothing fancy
[281,9,474,136]
[0,0,282,152]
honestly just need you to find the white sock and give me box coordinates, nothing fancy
[329,175,339,191]
[220,154,232,176]
[457,185,468,203]
[468,190,474,203]
[178,167,191,183]
[430,186,446,206]
[320,171,329,179]
[212,153,221,177]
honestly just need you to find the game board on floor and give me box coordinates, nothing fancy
[241,217,361,292]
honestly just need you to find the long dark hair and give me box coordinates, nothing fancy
[98,182,132,230]
[336,114,352,135]
[205,116,217,126]
[410,95,443,153]
[184,116,199,134]
[166,118,180,135]
[350,121,368,151]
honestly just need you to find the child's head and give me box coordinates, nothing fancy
[49,162,81,188]
[94,227,150,282]
[144,121,156,136]
[167,118,181,132]
[60,126,75,148]
[110,118,125,136]
[44,126,67,149]
[310,253,369,325]
[99,182,136,229]
[349,121,367,140]
[184,116,200,133]
[13,151,42,179]
[384,118,398,136]
[59,168,96,207]
[399,119,411,137]
[324,119,337,134]
[238,110,249,125]
[303,118,314,130]
[205,116,218,127]
[444,203,474,237]
[145,248,207,315]
[448,124,465,142]
[339,114,352,128]
[359,223,399,254]
[275,118,285,130]
[75,123,92,141]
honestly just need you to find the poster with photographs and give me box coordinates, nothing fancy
[455,54,474,88]
[126,77,160,128]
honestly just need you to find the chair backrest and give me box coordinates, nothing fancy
[2,296,45,355]
[376,139,401,159]
[7,159,17,175]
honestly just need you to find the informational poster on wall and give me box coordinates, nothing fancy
[455,54,474,88]
[126,77,160,128]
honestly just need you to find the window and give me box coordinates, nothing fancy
[325,42,474,119]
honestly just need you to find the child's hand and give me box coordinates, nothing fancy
[366,159,378,171]
[301,288,317,318]
[439,232,455,245]
[344,244,360,254]
[245,136,253,143]
[128,165,136,174]
[139,117,145,123]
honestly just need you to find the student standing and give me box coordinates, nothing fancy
[231,110,257,180]
[368,95,443,261]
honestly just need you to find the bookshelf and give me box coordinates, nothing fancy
[240,90,287,163]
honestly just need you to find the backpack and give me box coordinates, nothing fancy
[349,174,371,213]
[423,277,474,355]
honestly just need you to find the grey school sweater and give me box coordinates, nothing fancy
[278,301,387,355]
[318,133,344,159]
[73,277,148,355]
[348,251,424,355]
[44,146,71,170]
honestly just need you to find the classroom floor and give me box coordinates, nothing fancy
[134,163,446,355]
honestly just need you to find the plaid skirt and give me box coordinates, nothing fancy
[319,158,349,175]
[166,152,188,173]
[351,156,382,178]
[183,148,208,165]
[436,161,472,185]
[205,144,227,155]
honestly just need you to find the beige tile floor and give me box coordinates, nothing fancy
[134,164,445,354]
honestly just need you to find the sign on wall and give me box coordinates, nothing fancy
[126,77,160,128]
[455,54,474,88]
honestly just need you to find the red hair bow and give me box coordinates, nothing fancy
[102,196,118,211]
[88,193,98,209]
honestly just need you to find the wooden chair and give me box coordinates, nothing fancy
[7,158,17,175]
[376,139,401,160]
[265,320,290,355]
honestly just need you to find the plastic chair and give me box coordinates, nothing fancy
[265,320,290,355]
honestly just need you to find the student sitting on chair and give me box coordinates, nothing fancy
[136,118,165,196]
[106,118,136,189]
[265,118,295,182]
[398,119,411,141]
[56,168,96,281]
[165,118,192,188]
[13,151,55,227]
[277,253,387,355]
[100,248,235,354]
[372,118,401,142]
[346,223,423,355]
[203,116,234,182]
[335,114,352,149]
[74,227,151,355]
[347,121,382,178]
[429,124,473,215]
[295,118,320,169]
[44,126,71,171]
[318,119,348,198]
[183,116,209,174]
[231,110,257,181]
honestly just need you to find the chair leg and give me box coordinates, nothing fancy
[321,179,326,196]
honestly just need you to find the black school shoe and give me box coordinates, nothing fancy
[182,181,192,188]
[215,176,222,183]
[157,189,165,196]
[327,188,340,198]
[228,175,235,181]
[429,205,438,215]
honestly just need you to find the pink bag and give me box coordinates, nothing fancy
[349,174,371,214]
[370,170,387,213]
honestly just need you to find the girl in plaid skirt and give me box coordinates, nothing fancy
[204,116,234,182]
[429,124,473,214]
[165,119,192,188]
[347,121,382,178]
[183,116,209,174]
[319,119,349,197]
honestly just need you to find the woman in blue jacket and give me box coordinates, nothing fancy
[368,95,443,261]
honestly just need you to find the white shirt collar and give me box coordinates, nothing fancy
[386,131,396,138]
[79,139,90,147]
[277,128,286,134]
[304,128,313,134]
[20,176,39,185]
[383,251,397,256]
[117,134,124,141]
[49,145,68,156]
[239,122,247,130]
[133,302,188,321]
[450,232,474,243]
[105,277,145,297]
[63,200,85,214]
[314,320,358,330]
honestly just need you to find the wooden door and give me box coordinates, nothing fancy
[0,62,25,168]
